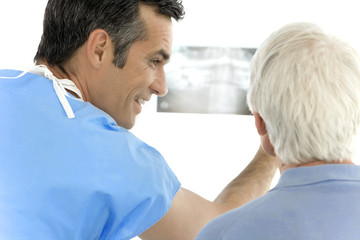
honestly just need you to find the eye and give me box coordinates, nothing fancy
[150,59,161,67]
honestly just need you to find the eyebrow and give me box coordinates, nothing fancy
[155,49,170,61]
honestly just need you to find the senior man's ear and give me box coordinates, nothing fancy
[253,112,276,157]
[254,112,267,135]
[86,29,112,68]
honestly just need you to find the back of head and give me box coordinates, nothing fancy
[247,22,360,165]
[34,0,184,71]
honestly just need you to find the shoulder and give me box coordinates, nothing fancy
[196,192,279,240]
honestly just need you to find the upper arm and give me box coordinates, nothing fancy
[139,187,221,240]
[139,147,278,240]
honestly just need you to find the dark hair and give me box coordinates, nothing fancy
[34,0,185,70]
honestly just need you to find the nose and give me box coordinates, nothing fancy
[151,70,168,97]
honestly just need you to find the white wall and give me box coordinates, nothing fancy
[172,0,360,50]
[1,1,360,239]
[0,0,47,70]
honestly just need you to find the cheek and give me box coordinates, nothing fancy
[131,71,154,88]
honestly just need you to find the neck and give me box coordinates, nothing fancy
[279,159,354,174]
[36,60,70,80]
[36,60,83,100]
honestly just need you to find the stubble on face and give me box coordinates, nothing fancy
[103,4,173,129]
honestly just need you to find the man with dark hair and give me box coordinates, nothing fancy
[0,1,277,239]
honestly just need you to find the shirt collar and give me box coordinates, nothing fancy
[272,164,360,190]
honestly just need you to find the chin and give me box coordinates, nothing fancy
[112,117,133,129]
[120,122,134,130]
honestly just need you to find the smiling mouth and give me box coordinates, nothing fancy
[135,97,146,106]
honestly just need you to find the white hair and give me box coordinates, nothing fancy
[247,22,360,165]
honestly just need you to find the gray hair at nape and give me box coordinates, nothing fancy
[247,22,360,165]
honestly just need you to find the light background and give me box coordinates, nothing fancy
[1,1,359,239]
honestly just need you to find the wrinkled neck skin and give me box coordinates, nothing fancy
[279,159,355,174]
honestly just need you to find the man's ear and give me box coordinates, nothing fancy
[254,112,276,156]
[86,29,112,68]
[254,112,267,136]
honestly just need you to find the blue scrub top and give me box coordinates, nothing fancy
[0,69,180,239]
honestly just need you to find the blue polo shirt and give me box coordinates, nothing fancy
[0,69,180,239]
[196,164,360,240]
